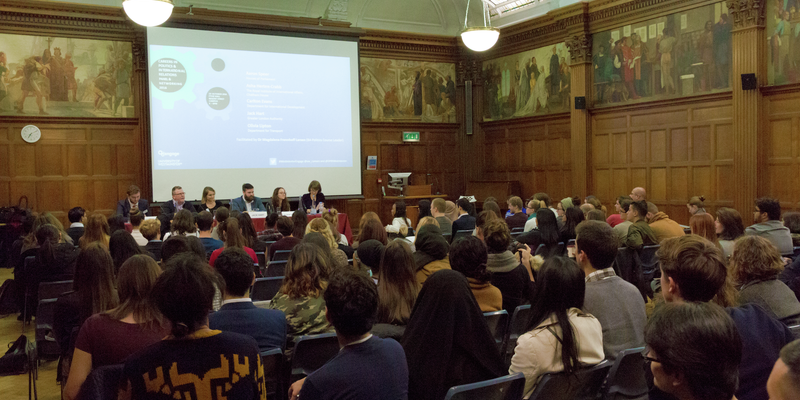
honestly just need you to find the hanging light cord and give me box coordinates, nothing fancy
[464,0,491,30]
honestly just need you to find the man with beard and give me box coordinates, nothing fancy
[231,183,267,212]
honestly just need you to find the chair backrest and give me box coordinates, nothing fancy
[502,304,532,362]
[76,364,124,400]
[265,260,288,277]
[529,360,612,400]
[639,245,660,274]
[272,250,292,262]
[613,247,647,301]
[792,246,800,261]
[604,347,647,400]
[453,230,473,241]
[260,348,283,399]
[36,297,61,359]
[290,332,339,377]
[555,242,566,255]
[510,227,525,233]
[38,280,73,302]
[444,372,526,400]
[534,243,546,256]
[443,233,452,243]
[483,310,509,352]
[510,231,523,239]
[255,252,266,268]
[790,324,800,340]
[264,241,276,253]
[250,277,284,301]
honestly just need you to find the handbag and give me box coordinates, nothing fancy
[0,334,33,375]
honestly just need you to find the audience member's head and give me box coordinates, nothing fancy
[220,218,246,249]
[715,207,745,241]
[392,200,408,220]
[562,207,586,238]
[444,200,459,221]
[74,242,119,320]
[658,235,727,303]
[645,302,741,400]
[357,217,388,246]
[456,198,471,215]
[413,225,449,265]
[768,339,800,400]
[587,209,606,221]
[536,208,560,247]
[646,201,659,217]
[755,197,782,223]
[533,192,552,207]
[484,197,498,204]
[415,216,439,234]
[196,211,214,232]
[475,210,500,240]
[376,240,417,325]
[783,212,800,235]
[302,232,334,277]
[34,224,61,267]
[236,213,257,248]
[690,213,718,245]
[185,236,207,259]
[170,209,196,236]
[557,197,574,216]
[730,235,783,286]
[507,196,523,213]
[627,200,648,223]
[266,212,280,230]
[431,198,446,217]
[357,239,384,276]
[418,200,432,219]
[107,214,126,234]
[321,209,343,243]
[129,210,144,228]
[68,207,86,224]
[526,198,545,216]
[215,248,256,298]
[449,236,491,284]
[80,213,111,249]
[527,256,586,375]
[154,253,217,338]
[324,270,379,339]
[687,196,706,215]
[306,218,338,250]
[579,203,595,217]
[276,216,294,237]
[585,196,605,215]
[483,201,502,219]
[109,255,163,327]
[161,235,194,264]
[281,243,327,299]
[482,218,511,254]
[139,219,161,241]
[291,210,308,239]
[630,187,646,201]
[215,207,230,225]
[575,220,618,272]
[109,230,142,274]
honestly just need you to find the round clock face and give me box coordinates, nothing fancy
[21,125,41,144]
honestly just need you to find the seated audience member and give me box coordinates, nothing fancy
[291,209,308,239]
[64,255,165,400]
[402,270,505,400]
[612,199,633,243]
[576,220,645,360]
[731,236,800,325]
[376,241,418,325]
[271,186,291,213]
[386,200,413,237]
[646,302,741,400]
[483,219,534,313]
[258,213,283,242]
[559,206,585,243]
[119,253,264,400]
[322,210,354,257]
[109,230,143,275]
[162,209,198,240]
[415,216,439,233]
[531,192,557,217]
[630,186,646,201]
[418,199,432,219]
[19,225,79,316]
[196,211,223,257]
[107,214,126,234]
[116,185,149,221]
[138,219,162,261]
[686,195,707,216]
[505,196,528,231]
[646,202,684,243]
[79,213,110,249]
[586,209,606,221]
[196,186,223,213]
[354,240,384,280]
[474,210,499,241]
[306,218,349,269]
[579,203,595,218]
[444,200,459,222]
[658,235,795,400]
[158,186,196,237]
[450,236,502,312]
[556,197,574,226]
[584,196,607,216]
[624,200,657,250]
[230,183,268,212]
[523,199,544,232]
[160,236,194,265]
[517,208,560,258]
[210,206,229,240]
[431,198,453,237]
[289,270,409,400]
[511,256,604,398]
[54,243,119,359]
[66,207,86,244]
[354,217,388,249]
[783,212,800,247]
[767,339,800,400]
[746,197,794,255]
[268,244,332,336]
[128,210,147,246]
[209,248,286,351]
[268,216,301,261]
[301,180,326,214]
[451,198,477,236]
[413,224,451,285]
[716,207,745,259]
[691,213,720,248]
[302,232,337,277]
[236,213,263,252]
[606,196,627,228]
[209,218,258,266]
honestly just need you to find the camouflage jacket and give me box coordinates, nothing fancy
[268,293,332,337]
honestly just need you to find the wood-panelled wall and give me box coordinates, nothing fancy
[764,85,800,211]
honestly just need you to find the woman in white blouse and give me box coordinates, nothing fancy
[386,200,413,236]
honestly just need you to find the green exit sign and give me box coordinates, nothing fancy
[403,132,420,142]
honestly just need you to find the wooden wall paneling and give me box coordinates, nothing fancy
[764,89,800,211]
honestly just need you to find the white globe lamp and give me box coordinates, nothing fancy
[123,0,174,27]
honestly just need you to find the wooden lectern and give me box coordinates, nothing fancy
[403,185,433,196]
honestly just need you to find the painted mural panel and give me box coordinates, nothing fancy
[767,0,800,85]
[591,2,731,105]
[359,58,456,123]
[482,43,571,121]
[0,34,133,117]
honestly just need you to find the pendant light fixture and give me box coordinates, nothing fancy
[123,0,174,27]
[461,0,500,52]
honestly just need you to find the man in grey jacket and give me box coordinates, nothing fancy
[746,197,794,255]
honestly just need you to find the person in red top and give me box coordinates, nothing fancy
[606,196,626,228]
[209,218,257,266]
[621,36,640,99]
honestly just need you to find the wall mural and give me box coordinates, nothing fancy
[591,1,731,105]
[767,0,800,85]
[482,43,571,121]
[359,57,457,123]
[0,33,133,118]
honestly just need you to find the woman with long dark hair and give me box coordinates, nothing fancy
[517,208,560,257]
[272,186,291,212]
[163,209,197,240]
[559,206,585,243]
[208,218,258,266]
[418,199,432,219]
[292,209,308,239]
[510,256,604,398]
[236,212,263,252]
[109,230,143,275]
[386,200,412,237]
[715,207,745,259]
[450,236,501,312]
[377,240,418,325]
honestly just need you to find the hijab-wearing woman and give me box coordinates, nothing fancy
[716,207,745,259]
[402,269,506,400]
[450,236,502,312]
[510,257,604,398]
[412,225,451,285]
[445,200,459,222]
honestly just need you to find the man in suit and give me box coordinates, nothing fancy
[451,198,476,237]
[116,185,149,221]
[66,206,86,243]
[158,186,196,237]
[208,247,286,352]
[230,183,267,212]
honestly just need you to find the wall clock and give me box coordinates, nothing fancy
[21,125,41,144]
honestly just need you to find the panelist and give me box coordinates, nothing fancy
[196,186,224,213]
[116,185,149,221]
[230,183,268,213]
[158,186,196,235]
[301,180,326,214]
[271,187,291,213]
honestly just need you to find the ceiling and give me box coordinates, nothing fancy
[43,0,584,36]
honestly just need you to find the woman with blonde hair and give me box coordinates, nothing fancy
[322,209,354,258]
[444,200,459,222]
[80,213,111,249]
[377,241,418,325]
[197,186,223,213]
[524,199,546,232]
[23,213,74,251]
[415,216,439,234]
[306,218,349,269]
[730,235,800,325]
[208,218,257,266]
[63,255,166,400]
